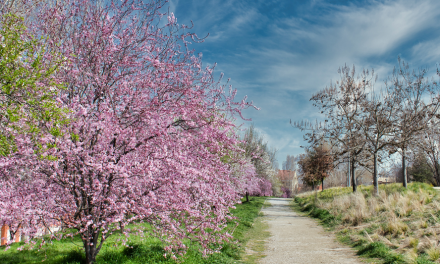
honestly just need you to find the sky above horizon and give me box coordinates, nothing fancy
[168,0,440,168]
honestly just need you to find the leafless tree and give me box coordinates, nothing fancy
[388,58,440,187]
[413,119,440,185]
[356,80,403,195]
[282,154,298,171]
[297,65,373,192]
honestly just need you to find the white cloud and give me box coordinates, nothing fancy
[170,0,440,161]
[412,38,440,64]
[326,0,439,57]
[249,0,440,91]
[168,0,179,14]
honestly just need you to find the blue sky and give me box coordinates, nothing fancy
[168,0,440,168]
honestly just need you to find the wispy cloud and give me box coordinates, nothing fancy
[412,37,440,65]
[242,0,440,92]
[170,0,440,163]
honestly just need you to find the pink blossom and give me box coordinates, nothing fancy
[0,0,257,263]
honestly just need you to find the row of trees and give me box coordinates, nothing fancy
[240,124,281,199]
[295,60,440,195]
[0,1,266,263]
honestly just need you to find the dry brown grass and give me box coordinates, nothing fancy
[300,183,440,262]
[404,250,418,264]
[325,189,432,227]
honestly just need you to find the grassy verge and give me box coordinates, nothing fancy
[0,196,268,264]
[240,199,271,264]
[293,183,440,264]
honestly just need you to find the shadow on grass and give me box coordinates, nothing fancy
[0,247,83,264]
[0,243,168,264]
[0,196,269,264]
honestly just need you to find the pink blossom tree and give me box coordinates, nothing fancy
[230,158,264,200]
[0,0,256,263]
[241,124,277,198]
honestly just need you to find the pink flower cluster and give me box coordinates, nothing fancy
[0,0,259,262]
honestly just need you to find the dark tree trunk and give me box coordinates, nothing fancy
[245,192,249,203]
[9,223,22,241]
[321,179,324,191]
[373,152,379,196]
[84,238,97,264]
[402,148,407,188]
[435,162,440,187]
[83,226,103,264]
[347,157,351,187]
[9,228,15,241]
[351,157,357,192]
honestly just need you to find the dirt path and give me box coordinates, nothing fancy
[259,198,363,264]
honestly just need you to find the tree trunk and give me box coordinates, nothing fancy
[245,192,249,203]
[84,239,97,264]
[402,148,407,188]
[351,157,357,192]
[373,152,379,196]
[83,227,101,264]
[435,162,440,187]
[321,179,324,191]
[347,157,351,187]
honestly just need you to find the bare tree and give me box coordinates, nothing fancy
[298,65,372,192]
[324,167,347,188]
[414,119,440,185]
[282,155,297,171]
[356,77,404,195]
[389,58,440,187]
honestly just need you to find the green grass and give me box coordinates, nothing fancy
[415,255,437,264]
[0,196,268,264]
[239,199,271,264]
[357,242,405,264]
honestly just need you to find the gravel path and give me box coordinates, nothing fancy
[259,198,363,264]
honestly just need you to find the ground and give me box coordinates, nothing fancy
[257,198,364,264]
